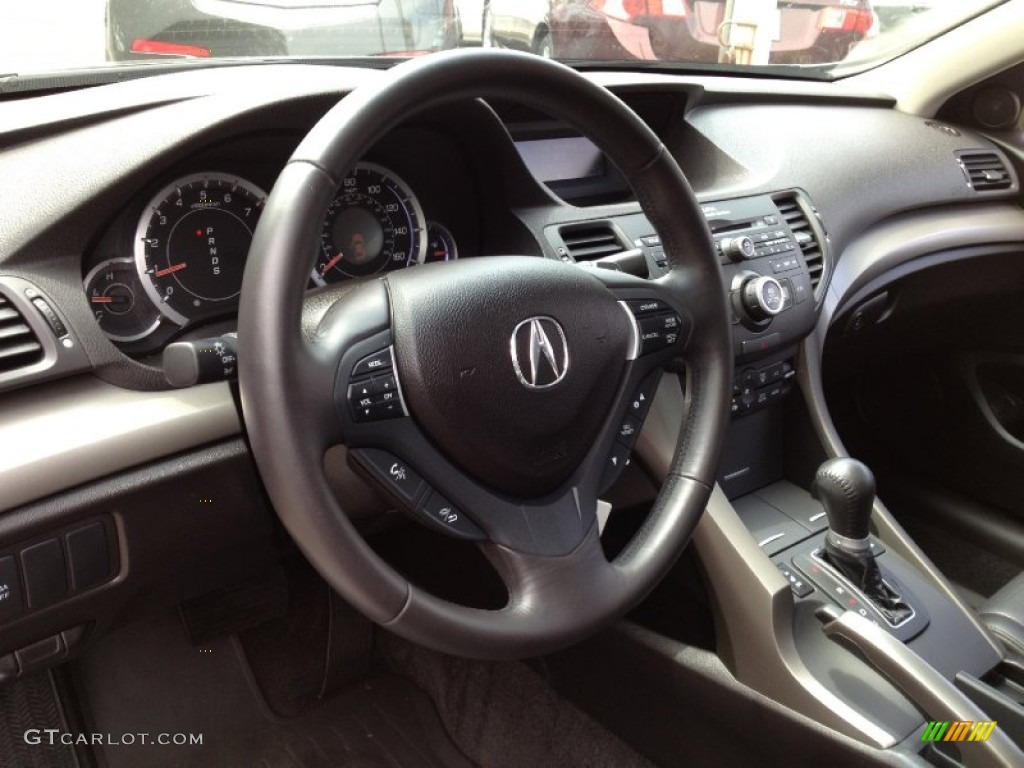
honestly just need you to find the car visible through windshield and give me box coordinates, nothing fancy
[0,0,1007,77]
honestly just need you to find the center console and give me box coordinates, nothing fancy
[538,188,1024,766]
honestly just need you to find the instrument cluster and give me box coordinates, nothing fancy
[84,151,462,357]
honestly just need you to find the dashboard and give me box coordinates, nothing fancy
[0,60,1021,488]
[0,53,1022,695]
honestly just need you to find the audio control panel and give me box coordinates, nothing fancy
[623,193,822,363]
[545,190,827,408]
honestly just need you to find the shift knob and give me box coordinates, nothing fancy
[813,457,876,542]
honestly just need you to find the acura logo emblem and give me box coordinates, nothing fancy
[510,317,569,390]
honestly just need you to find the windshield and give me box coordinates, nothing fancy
[0,0,1007,79]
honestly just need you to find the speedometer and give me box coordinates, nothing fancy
[135,173,266,326]
[312,163,426,286]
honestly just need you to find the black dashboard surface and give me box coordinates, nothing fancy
[0,62,1021,392]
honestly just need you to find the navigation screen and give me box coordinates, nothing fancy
[515,137,606,183]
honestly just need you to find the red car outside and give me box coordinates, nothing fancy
[550,0,876,66]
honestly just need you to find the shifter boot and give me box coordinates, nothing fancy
[825,540,914,625]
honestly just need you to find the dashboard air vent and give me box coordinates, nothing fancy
[0,292,43,374]
[957,151,1013,192]
[559,223,624,262]
[774,193,825,295]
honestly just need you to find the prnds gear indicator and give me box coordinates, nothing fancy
[134,173,267,326]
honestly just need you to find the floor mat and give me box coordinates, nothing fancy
[74,610,474,768]
[380,633,656,768]
[0,671,78,768]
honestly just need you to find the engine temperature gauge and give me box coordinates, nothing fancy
[84,258,160,342]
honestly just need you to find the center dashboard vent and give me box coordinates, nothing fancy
[559,222,625,262]
[0,291,43,374]
[773,192,826,297]
[956,150,1014,192]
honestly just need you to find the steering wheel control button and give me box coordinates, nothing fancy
[617,415,642,449]
[352,349,393,378]
[626,298,669,315]
[355,450,425,505]
[418,493,484,541]
[629,373,661,419]
[348,348,406,423]
[0,556,25,622]
[371,374,397,395]
[626,300,685,355]
[602,443,633,492]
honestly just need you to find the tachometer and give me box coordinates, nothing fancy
[313,163,426,286]
[135,173,267,326]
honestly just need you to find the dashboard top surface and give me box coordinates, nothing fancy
[0,60,1020,393]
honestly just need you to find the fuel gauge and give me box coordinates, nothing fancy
[85,258,161,343]
[425,222,458,263]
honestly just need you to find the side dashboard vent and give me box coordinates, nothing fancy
[957,150,1014,192]
[774,193,826,296]
[0,291,44,374]
[559,222,625,262]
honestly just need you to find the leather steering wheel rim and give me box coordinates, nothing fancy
[239,49,733,659]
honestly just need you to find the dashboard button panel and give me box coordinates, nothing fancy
[731,360,794,417]
[0,557,24,622]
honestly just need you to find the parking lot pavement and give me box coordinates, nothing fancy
[0,1,107,74]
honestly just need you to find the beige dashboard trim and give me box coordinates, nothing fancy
[0,376,240,514]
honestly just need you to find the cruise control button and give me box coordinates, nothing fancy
[355,449,425,505]
[627,298,669,316]
[658,313,682,332]
[418,493,485,540]
[352,349,393,378]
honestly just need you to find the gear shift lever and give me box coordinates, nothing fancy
[813,458,913,625]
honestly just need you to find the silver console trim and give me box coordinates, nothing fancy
[0,375,241,513]
[636,373,898,749]
[824,610,1024,768]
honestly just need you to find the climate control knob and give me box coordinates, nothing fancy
[720,236,756,262]
[741,276,785,321]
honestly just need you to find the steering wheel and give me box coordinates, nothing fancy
[238,49,732,659]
